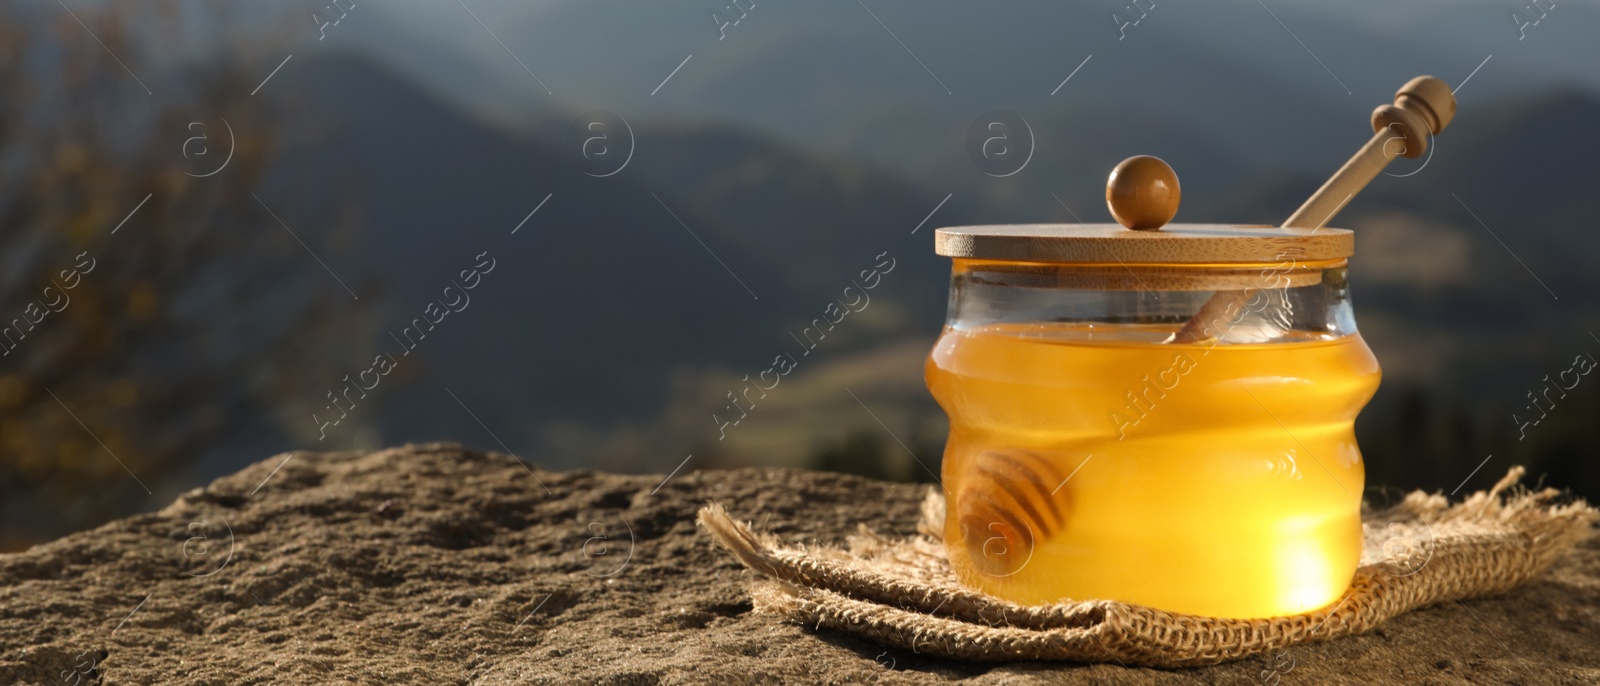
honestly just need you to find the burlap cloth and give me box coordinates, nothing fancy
[698,466,1597,667]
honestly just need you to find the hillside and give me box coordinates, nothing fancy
[245,52,963,472]
[244,52,1600,505]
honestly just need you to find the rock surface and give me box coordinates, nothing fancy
[0,443,1596,685]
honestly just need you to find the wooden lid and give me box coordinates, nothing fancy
[934,223,1353,264]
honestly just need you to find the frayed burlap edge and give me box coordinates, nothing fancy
[698,466,1597,667]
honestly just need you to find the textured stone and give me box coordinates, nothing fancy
[0,443,1595,685]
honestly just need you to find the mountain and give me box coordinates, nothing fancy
[330,0,1600,178]
[223,52,966,476]
[198,49,1600,504]
[20,0,1600,549]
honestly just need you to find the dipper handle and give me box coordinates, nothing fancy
[1282,76,1456,229]
[1169,76,1456,345]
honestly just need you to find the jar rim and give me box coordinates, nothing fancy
[935,223,1354,264]
[953,258,1347,291]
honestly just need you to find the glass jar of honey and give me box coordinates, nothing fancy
[927,157,1380,619]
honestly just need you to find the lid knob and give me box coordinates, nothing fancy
[1106,155,1180,231]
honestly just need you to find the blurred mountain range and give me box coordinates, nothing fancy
[52,0,1575,505]
[202,39,1600,500]
[6,0,1598,552]
[336,0,1600,177]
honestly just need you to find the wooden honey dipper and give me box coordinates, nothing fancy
[1104,76,1457,343]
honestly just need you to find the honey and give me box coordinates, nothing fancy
[927,321,1381,618]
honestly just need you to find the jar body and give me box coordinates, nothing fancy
[926,258,1380,618]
